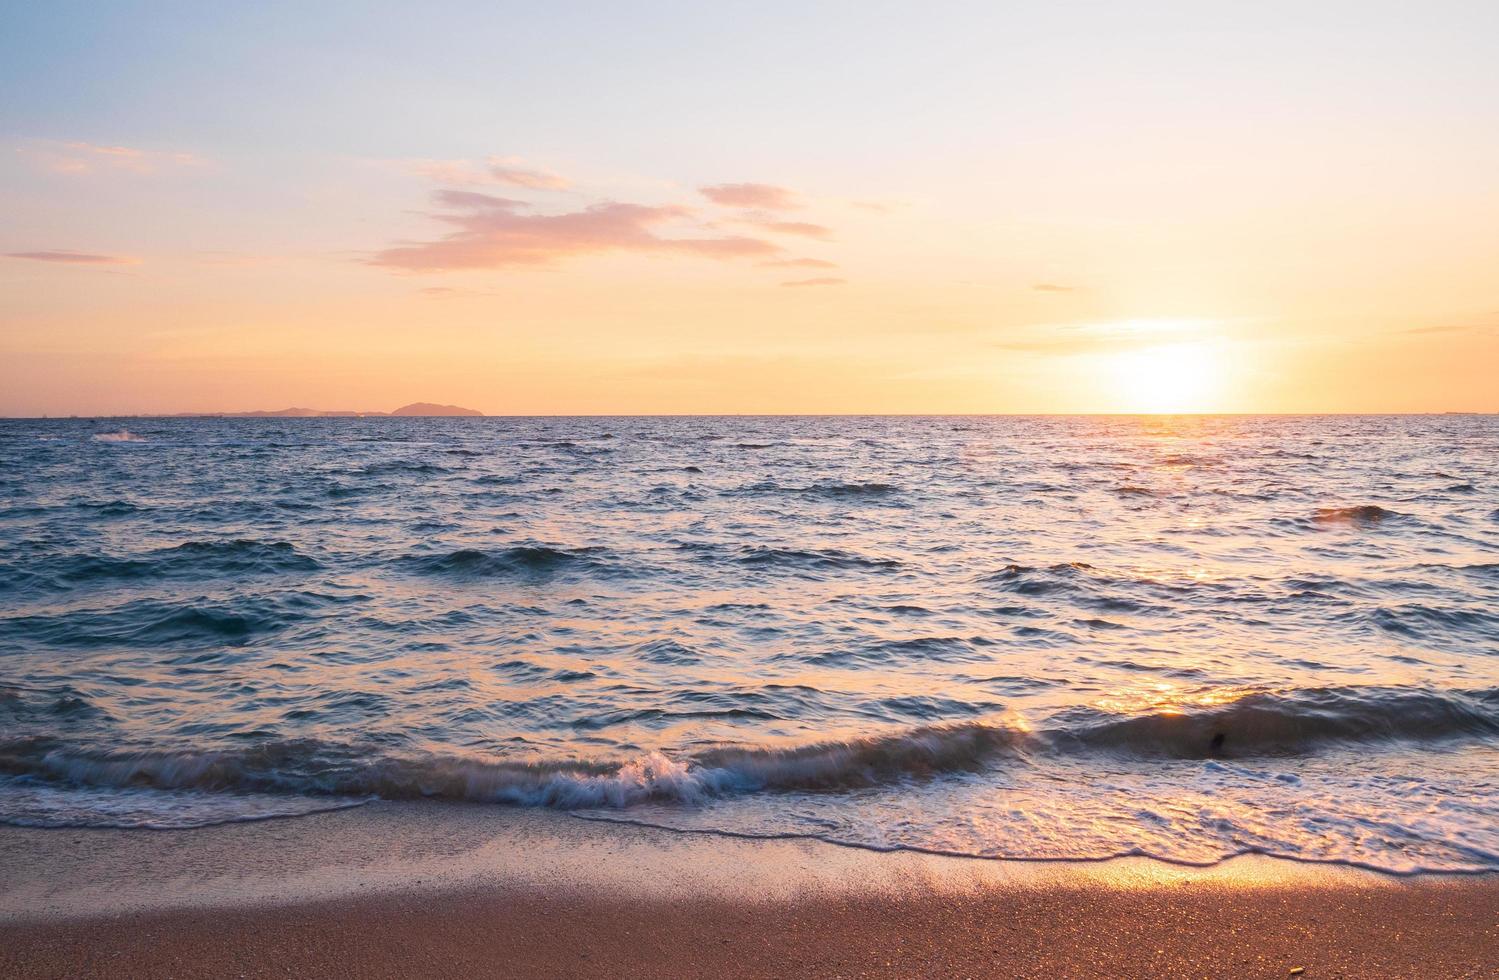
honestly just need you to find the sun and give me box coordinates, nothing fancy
[1109,341,1223,413]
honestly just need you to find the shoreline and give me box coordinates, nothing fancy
[2,803,1495,977]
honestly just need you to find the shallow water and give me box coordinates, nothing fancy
[1,415,1495,872]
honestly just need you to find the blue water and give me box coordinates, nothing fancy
[1,415,1496,872]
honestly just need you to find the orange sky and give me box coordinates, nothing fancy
[3,3,1496,415]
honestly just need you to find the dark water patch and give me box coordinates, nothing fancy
[1371,604,1499,639]
[571,706,780,731]
[325,482,390,500]
[732,546,902,573]
[1049,687,1499,759]
[631,639,705,665]
[0,599,290,649]
[354,460,452,477]
[74,499,144,517]
[399,546,613,580]
[0,686,108,722]
[963,674,1063,694]
[981,561,1097,595]
[112,540,317,580]
[801,482,902,499]
[802,635,986,667]
[873,695,1008,721]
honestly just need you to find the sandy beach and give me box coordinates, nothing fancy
[2,802,1494,978]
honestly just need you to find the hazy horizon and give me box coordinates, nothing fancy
[4,2,1497,416]
[6,410,1498,420]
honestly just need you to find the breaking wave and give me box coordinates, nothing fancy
[2,687,1493,822]
[91,430,146,443]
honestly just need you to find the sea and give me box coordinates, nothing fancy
[1,415,1496,874]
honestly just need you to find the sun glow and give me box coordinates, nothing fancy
[1110,341,1223,414]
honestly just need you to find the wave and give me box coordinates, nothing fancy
[801,482,901,498]
[981,562,1095,594]
[7,540,319,590]
[399,545,613,579]
[0,594,334,649]
[733,546,902,572]
[0,723,1024,811]
[1051,687,1499,758]
[3,688,1492,820]
[75,499,144,516]
[91,430,146,443]
[354,460,452,477]
[725,480,903,501]
[0,686,107,722]
[1313,505,1402,525]
[801,635,991,668]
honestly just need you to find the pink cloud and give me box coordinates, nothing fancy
[488,160,570,190]
[372,190,781,271]
[5,250,139,265]
[699,183,801,210]
[780,277,845,288]
[19,140,202,175]
[751,220,832,240]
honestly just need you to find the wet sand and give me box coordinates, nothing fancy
[1,803,1495,978]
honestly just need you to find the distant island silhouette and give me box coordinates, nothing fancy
[172,402,483,418]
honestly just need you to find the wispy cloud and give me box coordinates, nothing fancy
[1032,282,1076,293]
[488,159,570,190]
[372,190,780,271]
[401,156,570,190]
[780,277,845,288]
[748,220,832,240]
[19,139,203,175]
[700,183,800,210]
[762,257,838,269]
[5,250,140,265]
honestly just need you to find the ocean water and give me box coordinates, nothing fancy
[1,415,1496,873]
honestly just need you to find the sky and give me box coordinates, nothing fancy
[2,0,1497,415]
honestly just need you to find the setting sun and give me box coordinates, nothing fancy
[1110,341,1225,414]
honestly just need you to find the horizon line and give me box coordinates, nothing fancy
[4,411,1496,420]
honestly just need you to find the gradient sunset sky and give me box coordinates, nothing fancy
[3,1,1496,415]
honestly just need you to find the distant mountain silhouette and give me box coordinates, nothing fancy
[172,402,483,417]
[390,402,483,417]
